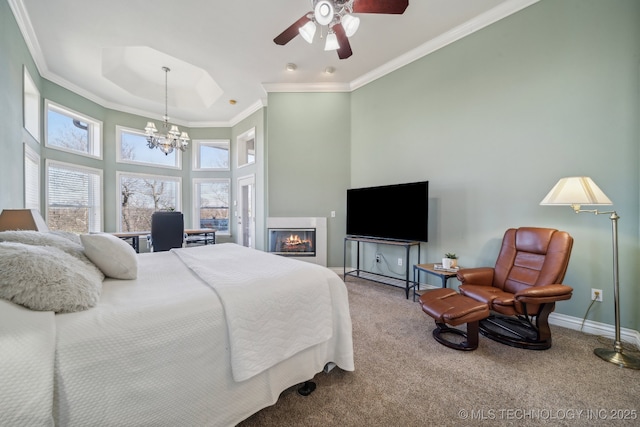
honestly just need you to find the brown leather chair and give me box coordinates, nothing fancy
[457,227,573,350]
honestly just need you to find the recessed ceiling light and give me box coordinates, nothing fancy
[286,63,297,71]
[229,99,237,105]
[324,66,335,74]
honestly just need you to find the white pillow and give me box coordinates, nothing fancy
[80,233,138,280]
[0,242,102,313]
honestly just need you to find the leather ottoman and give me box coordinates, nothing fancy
[419,288,490,351]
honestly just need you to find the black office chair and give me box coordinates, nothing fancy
[148,211,185,252]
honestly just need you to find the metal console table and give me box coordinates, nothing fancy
[343,235,421,299]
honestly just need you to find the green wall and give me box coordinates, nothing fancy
[267,92,351,267]
[0,0,40,208]
[350,0,640,329]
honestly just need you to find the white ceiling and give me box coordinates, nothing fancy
[11,0,537,127]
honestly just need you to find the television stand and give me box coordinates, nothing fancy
[343,236,421,299]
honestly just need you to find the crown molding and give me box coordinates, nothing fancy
[8,0,46,74]
[262,82,351,93]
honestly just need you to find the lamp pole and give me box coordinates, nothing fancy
[592,211,640,369]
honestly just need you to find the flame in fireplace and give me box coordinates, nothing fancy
[286,234,307,245]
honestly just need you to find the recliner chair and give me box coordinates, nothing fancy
[148,211,185,252]
[457,227,573,350]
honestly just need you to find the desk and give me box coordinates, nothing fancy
[112,228,216,253]
[185,228,216,245]
[112,231,148,253]
[412,263,460,301]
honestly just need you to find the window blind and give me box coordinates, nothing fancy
[24,144,40,210]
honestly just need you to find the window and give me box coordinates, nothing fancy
[193,178,230,235]
[193,139,230,171]
[118,172,181,232]
[116,125,180,169]
[24,144,40,210]
[23,67,41,142]
[237,127,256,168]
[45,100,102,158]
[46,160,102,233]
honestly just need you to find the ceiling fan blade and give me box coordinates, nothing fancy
[352,0,409,14]
[274,15,311,45]
[334,24,353,60]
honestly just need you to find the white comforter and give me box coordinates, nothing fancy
[173,244,333,381]
[0,300,56,426]
[1,244,353,426]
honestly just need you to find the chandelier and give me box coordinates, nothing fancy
[299,0,360,51]
[145,66,189,155]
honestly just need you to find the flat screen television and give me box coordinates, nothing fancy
[346,181,428,242]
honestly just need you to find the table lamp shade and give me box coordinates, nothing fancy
[540,177,612,206]
[0,209,49,232]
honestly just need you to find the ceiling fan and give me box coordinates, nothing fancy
[274,0,409,60]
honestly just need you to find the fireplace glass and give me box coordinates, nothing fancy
[268,228,316,257]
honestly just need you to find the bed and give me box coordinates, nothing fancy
[0,233,354,427]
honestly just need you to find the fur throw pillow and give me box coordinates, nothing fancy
[0,230,104,281]
[0,242,102,312]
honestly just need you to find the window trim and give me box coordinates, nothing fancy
[44,99,103,159]
[116,125,182,170]
[237,127,256,169]
[45,158,103,233]
[192,139,230,171]
[23,66,41,143]
[193,177,231,236]
[116,171,183,232]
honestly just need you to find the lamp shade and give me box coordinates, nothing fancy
[342,13,360,37]
[540,177,612,206]
[0,209,49,232]
[324,32,339,51]
[299,21,316,43]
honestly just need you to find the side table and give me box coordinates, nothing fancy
[412,263,460,301]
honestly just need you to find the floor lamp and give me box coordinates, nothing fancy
[540,177,640,369]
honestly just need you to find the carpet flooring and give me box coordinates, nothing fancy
[238,277,639,426]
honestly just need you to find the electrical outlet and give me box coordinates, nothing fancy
[398,258,403,266]
[591,288,603,302]
[375,254,381,263]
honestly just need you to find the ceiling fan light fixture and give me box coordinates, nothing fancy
[341,13,360,37]
[324,31,339,51]
[314,1,335,26]
[299,20,316,43]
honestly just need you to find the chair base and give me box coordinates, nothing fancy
[479,314,551,350]
[433,321,480,351]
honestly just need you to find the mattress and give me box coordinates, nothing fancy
[52,245,354,426]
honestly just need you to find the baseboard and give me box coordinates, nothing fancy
[333,269,640,349]
[549,312,640,349]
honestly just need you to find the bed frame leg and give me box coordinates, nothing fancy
[297,381,317,396]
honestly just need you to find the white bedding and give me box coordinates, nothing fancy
[51,244,354,426]
[0,300,56,426]
[173,244,333,382]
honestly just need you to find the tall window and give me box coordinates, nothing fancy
[46,160,102,233]
[118,172,181,232]
[45,100,102,159]
[193,179,230,234]
[192,139,230,171]
[24,144,40,210]
[116,125,180,169]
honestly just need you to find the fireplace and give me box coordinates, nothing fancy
[269,228,316,257]
[267,217,327,266]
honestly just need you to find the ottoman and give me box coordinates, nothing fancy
[419,288,490,351]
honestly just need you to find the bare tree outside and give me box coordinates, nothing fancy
[120,175,178,232]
